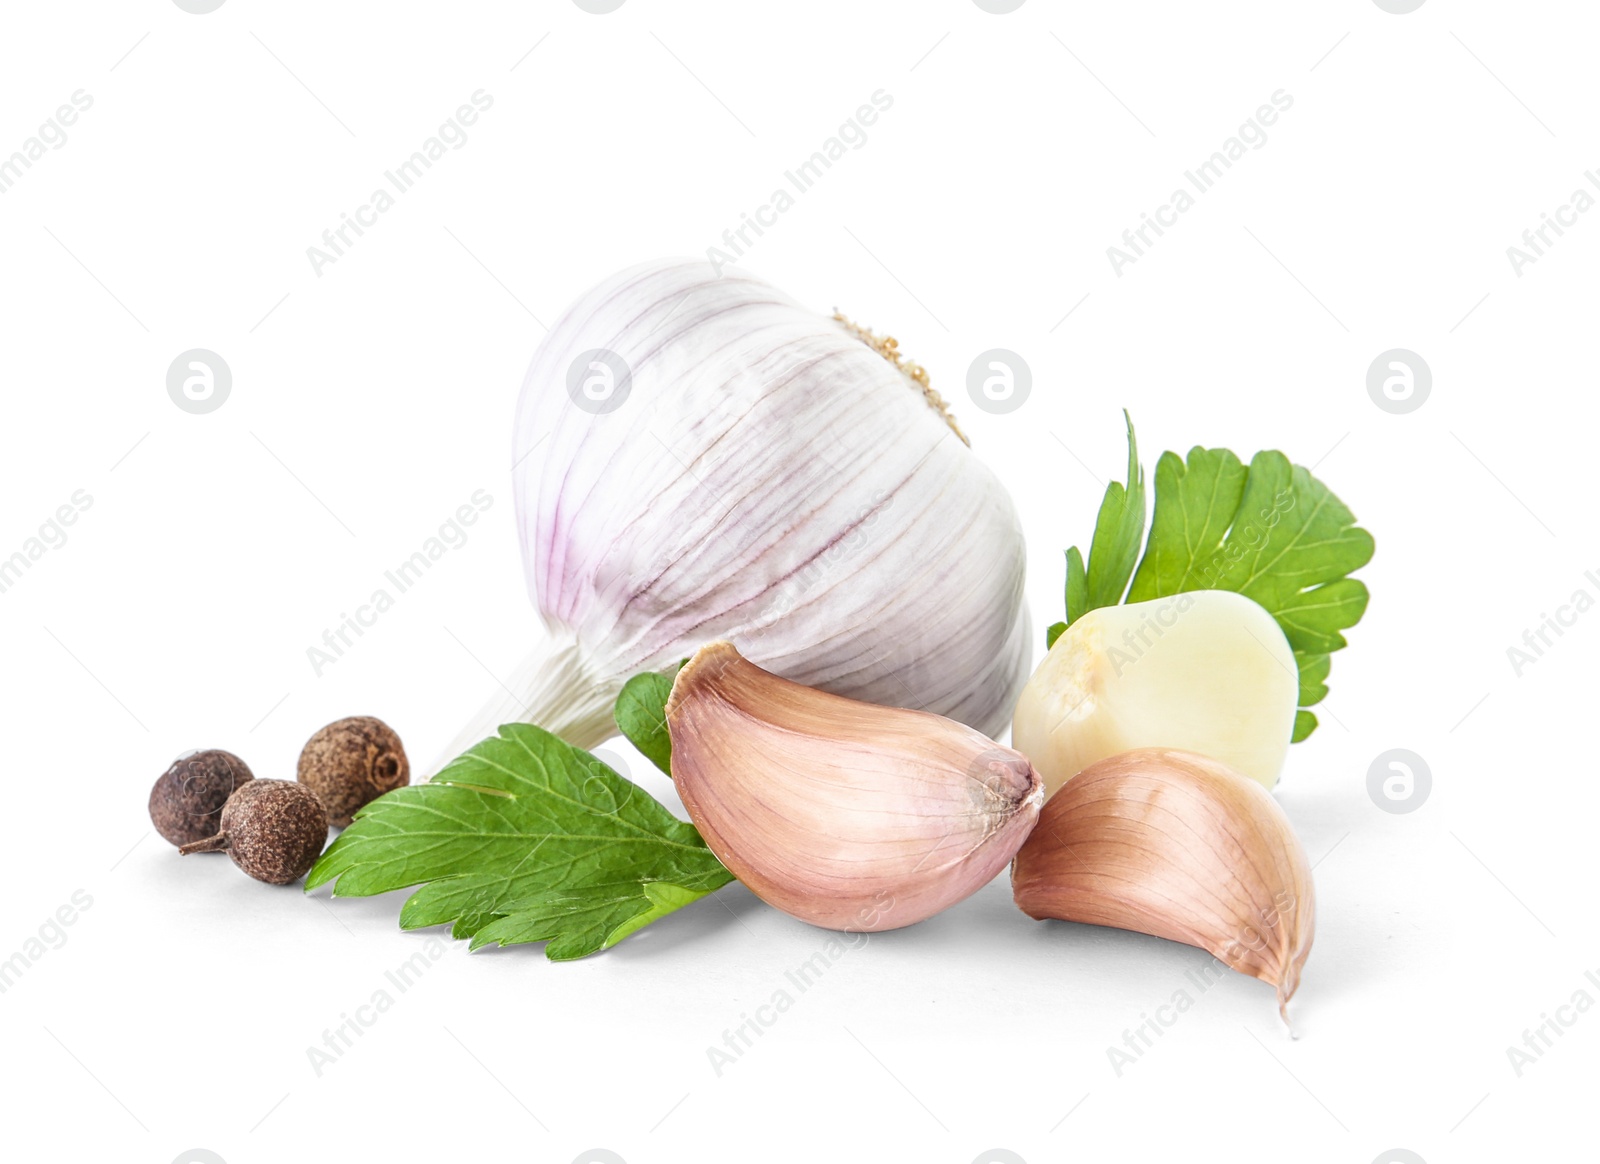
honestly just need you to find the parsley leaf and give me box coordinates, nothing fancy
[613,663,682,777]
[470,882,717,961]
[1064,409,1146,628]
[305,720,732,959]
[1060,417,1374,743]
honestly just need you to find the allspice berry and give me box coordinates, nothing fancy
[297,715,410,828]
[179,780,329,885]
[148,750,255,848]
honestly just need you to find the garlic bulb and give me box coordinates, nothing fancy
[1012,590,1298,796]
[441,260,1031,765]
[666,642,1044,932]
[1011,747,1315,1021]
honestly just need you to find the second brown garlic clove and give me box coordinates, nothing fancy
[666,642,1045,932]
[1012,747,1315,1022]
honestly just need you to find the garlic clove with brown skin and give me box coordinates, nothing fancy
[1011,747,1314,1022]
[666,641,1045,932]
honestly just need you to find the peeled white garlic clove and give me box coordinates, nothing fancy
[439,260,1031,768]
[1012,590,1298,796]
[1011,747,1314,1022]
[666,642,1044,932]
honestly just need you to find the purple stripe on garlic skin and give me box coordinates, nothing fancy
[438,259,1031,767]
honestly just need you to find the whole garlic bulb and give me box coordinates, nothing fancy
[444,260,1031,761]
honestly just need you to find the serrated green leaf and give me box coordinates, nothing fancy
[1082,410,1146,613]
[1120,444,1373,736]
[1275,578,1370,654]
[1296,652,1331,707]
[305,723,733,959]
[468,881,719,961]
[1123,448,1248,596]
[1292,709,1319,743]
[614,663,682,776]
[1064,420,1374,745]
[1063,548,1088,630]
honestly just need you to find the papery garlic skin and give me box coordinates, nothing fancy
[667,642,1044,932]
[442,259,1030,765]
[1012,590,1297,797]
[1011,747,1314,1021]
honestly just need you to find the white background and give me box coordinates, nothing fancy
[0,2,1593,1162]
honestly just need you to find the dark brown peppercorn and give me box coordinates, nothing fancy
[179,780,329,884]
[297,716,409,828]
[148,750,255,848]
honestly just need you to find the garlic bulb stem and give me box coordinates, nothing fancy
[434,630,619,771]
